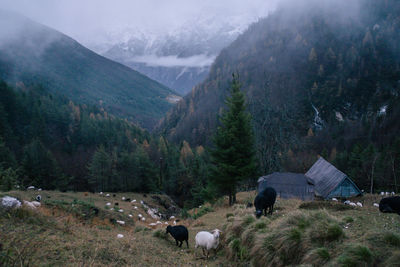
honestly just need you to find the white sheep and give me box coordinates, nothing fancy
[106,202,111,206]
[141,217,146,221]
[117,234,124,238]
[373,203,379,207]
[391,192,395,195]
[131,199,136,203]
[380,192,385,196]
[116,220,125,225]
[128,214,133,218]
[344,200,351,205]
[332,198,338,202]
[138,214,143,218]
[118,209,124,213]
[122,197,126,201]
[106,193,110,197]
[134,206,138,209]
[349,202,357,207]
[195,229,222,259]
[356,202,363,207]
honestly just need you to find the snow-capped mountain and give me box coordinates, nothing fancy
[96,14,261,95]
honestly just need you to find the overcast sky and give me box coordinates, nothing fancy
[0,0,279,45]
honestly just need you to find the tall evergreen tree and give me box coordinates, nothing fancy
[210,74,257,205]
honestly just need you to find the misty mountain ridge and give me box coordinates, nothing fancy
[158,0,400,176]
[99,13,261,95]
[0,9,179,130]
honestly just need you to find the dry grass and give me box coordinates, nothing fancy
[1,190,400,266]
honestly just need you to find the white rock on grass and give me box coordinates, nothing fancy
[1,196,21,209]
[117,234,124,238]
[116,220,125,225]
[373,203,379,207]
[134,206,138,209]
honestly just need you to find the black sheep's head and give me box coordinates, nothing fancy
[166,225,172,234]
[255,210,262,218]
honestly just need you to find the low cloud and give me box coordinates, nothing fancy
[129,54,216,68]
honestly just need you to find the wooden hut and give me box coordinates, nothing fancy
[257,172,315,200]
[305,157,362,199]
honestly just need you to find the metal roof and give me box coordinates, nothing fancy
[258,172,314,187]
[305,157,357,198]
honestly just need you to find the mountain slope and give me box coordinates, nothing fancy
[159,0,400,141]
[0,10,178,129]
[100,15,252,95]
[158,0,400,179]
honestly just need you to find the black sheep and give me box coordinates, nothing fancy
[254,187,277,218]
[379,196,400,215]
[166,225,189,248]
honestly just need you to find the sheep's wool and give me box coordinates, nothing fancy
[1,196,21,209]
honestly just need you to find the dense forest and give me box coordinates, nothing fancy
[158,0,400,193]
[0,80,211,207]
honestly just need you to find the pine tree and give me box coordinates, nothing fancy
[210,74,257,205]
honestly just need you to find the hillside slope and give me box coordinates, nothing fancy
[158,0,400,182]
[1,190,399,266]
[0,10,177,129]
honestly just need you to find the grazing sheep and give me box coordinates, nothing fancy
[27,186,35,190]
[344,200,351,205]
[379,196,400,215]
[106,194,110,197]
[1,196,21,209]
[254,187,277,218]
[117,234,124,238]
[356,202,363,207]
[166,225,189,248]
[195,229,222,259]
[332,198,338,202]
[349,202,357,207]
[373,203,379,207]
[131,199,136,203]
[106,202,111,206]
[116,220,125,225]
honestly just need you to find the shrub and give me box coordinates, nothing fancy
[337,245,374,267]
[254,222,267,230]
[226,213,234,218]
[153,229,168,240]
[384,233,400,247]
[242,215,255,227]
[343,216,354,223]
[192,206,214,220]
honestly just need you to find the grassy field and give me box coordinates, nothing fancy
[1,190,399,266]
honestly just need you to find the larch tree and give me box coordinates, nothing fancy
[210,74,257,206]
